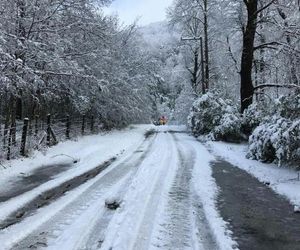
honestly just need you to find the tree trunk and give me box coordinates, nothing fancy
[240,0,258,113]
[277,7,299,85]
[16,96,22,120]
[192,50,199,94]
[200,37,206,94]
[258,6,266,101]
[13,0,26,121]
[203,0,209,90]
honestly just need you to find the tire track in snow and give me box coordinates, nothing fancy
[0,158,117,230]
[177,134,219,250]
[6,130,226,250]
[132,132,179,250]
[150,135,195,250]
[99,132,179,250]
[6,134,157,250]
[100,131,219,250]
[150,133,218,250]
[77,134,160,250]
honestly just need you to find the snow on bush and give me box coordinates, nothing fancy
[241,102,271,135]
[243,90,300,134]
[188,92,243,142]
[247,91,300,166]
[214,113,243,142]
[248,117,300,166]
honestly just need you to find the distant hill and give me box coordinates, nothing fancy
[139,21,180,51]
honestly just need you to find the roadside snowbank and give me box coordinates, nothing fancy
[0,125,152,179]
[207,141,300,207]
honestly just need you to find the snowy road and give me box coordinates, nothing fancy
[0,127,232,250]
[1,126,298,249]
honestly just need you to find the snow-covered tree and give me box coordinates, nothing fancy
[0,0,158,129]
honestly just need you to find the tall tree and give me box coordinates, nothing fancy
[240,0,275,113]
[0,0,158,128]
[168,0,211,94]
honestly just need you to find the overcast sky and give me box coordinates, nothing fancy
[103,0,173,26]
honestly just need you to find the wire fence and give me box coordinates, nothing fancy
[0,114,101,162]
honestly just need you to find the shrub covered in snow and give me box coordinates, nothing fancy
[276,91,300,120]
[248,117,300,165]
[247,91,300,166]
[214,113,243,142]
[189,90,300,166]
[188,92,243,142]
[188,93,223,136]
[241,102,271,135]
[243,90,300,133]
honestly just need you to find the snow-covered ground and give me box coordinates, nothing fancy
[0,125,152,223]
[207,141,300,207]
[0,126,237,250]
[0,125,153,178]
[101,131,236,250]
[1,125,299,250]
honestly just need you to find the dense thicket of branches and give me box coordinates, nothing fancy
[0,0,159,129]
[168,0,299,165]
[1,0,299,135]
[168,0,299,107]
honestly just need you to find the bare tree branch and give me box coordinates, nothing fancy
[254,84,300,91]
[226,36,240,73]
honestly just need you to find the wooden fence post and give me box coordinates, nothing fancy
[12,121,16,146]
[28,119,32,136]
[47,114,51,146]
[3,115,9,149]
[81,115,85,135]
[66,115,70,139]
[90,116,94,133]
[20,118,29,156]
[7,127,12,160]
[3,125,7,150]
[35,115,38,136]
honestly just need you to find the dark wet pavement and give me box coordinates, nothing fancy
[212,160,300,250]
[0,158,116,229]
[0,164,72,203]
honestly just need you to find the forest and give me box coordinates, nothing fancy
[0,0,299,166]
